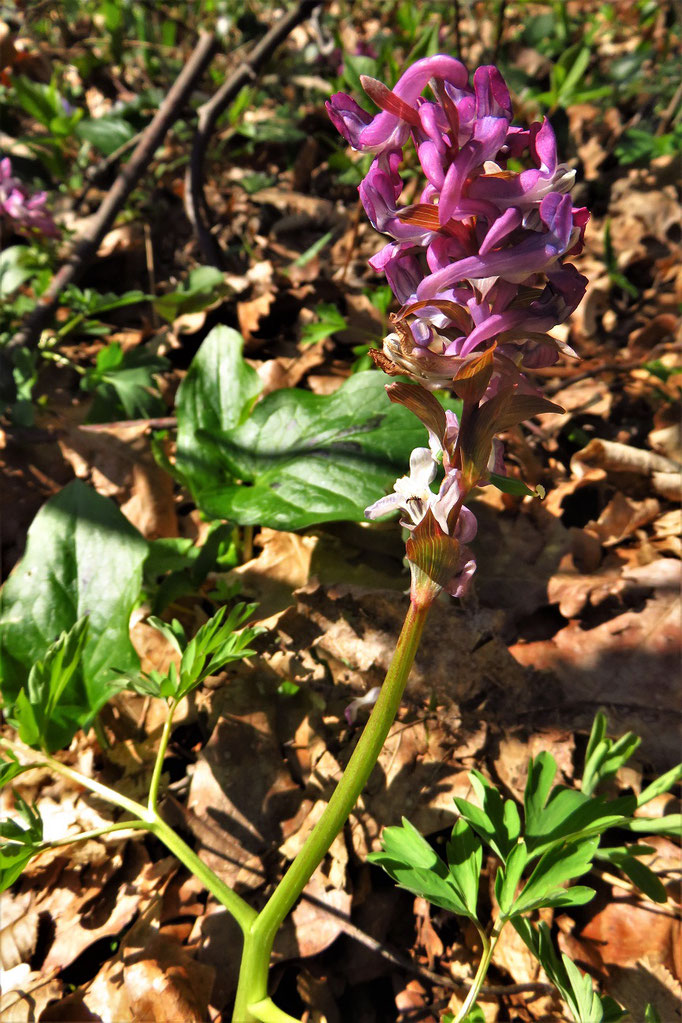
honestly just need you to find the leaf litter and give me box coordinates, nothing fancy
[1,1,680,1020]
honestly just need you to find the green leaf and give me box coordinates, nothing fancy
[445,818,482,918]
[175,326,262,495]
[495,839,528,916]
[645,1005,663,1023]
[0,752,35,787]
[368,818,476,919]
[13,76,61,127]
[8,617,90,752]
[622,814,682,837]
[83,342,169,422]
[581,717,640,797]
[0,246,41,298]
[76,116,136,155]
[510,838,597,916]
[175,327,463,530]
[0,794,43,892]
[154,266,229,322]
[300,302,347,345]
[488,472,539,497]
[637,763,682,807]
[512,919,624,1023]
[524,769,636,857]
[454,770,521,863]
[597,847,667,903]
[0,481,147,732]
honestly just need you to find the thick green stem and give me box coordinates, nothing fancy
[232,598,431,1022]
[148,698,178,815]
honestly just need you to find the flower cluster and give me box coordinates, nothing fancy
[328,56,586,606]
[0,157,58,238]
[327,56,588,389]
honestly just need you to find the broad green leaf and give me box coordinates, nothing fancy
[76,116,136,155]
[184,373,454,530]
[0,246,40,298]
[445,818,482,918]
[175,326,262,495]
[0,481,147,724]
[368,818,474,919]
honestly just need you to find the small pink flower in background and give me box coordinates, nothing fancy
[0,157,58,238]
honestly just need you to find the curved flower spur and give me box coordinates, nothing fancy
[328,55,587,604]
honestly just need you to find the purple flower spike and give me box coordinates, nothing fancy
[328,54,589,603]
[0,157,58,238]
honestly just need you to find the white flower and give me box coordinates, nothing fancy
[365,446,437,525]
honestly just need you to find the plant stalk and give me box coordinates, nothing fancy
[148,697,178,815]
[0,735,256,934]
[454,921,503,1022]
[232,597,431,1022]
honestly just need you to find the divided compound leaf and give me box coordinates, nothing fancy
[509,836,598,916]
[368,818,476,919]
[454,770,521,863]
[512,919,626,1023]
[8,617,90,752]
[0,481,147,733]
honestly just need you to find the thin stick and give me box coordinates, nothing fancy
[185,0,322,267]
[7,31,217,355]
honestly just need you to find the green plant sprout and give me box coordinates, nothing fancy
[370,711,681,1021]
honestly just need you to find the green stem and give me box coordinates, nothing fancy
[148,698,177,815]
[0,736,257,935]
[454,921,503,1022]
[146,814,257,934]
[0,737,148,819]
[248,998,301,1023]
[34,819,149,849]
[232,598,431,1023]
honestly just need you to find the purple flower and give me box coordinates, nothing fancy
[0,157,58,238]
[327,56,588,390]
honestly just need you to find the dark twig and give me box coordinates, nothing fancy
[453,0,462,57]
[492,0,508,63]
[7,31,218,355]
[185,0,323,267]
